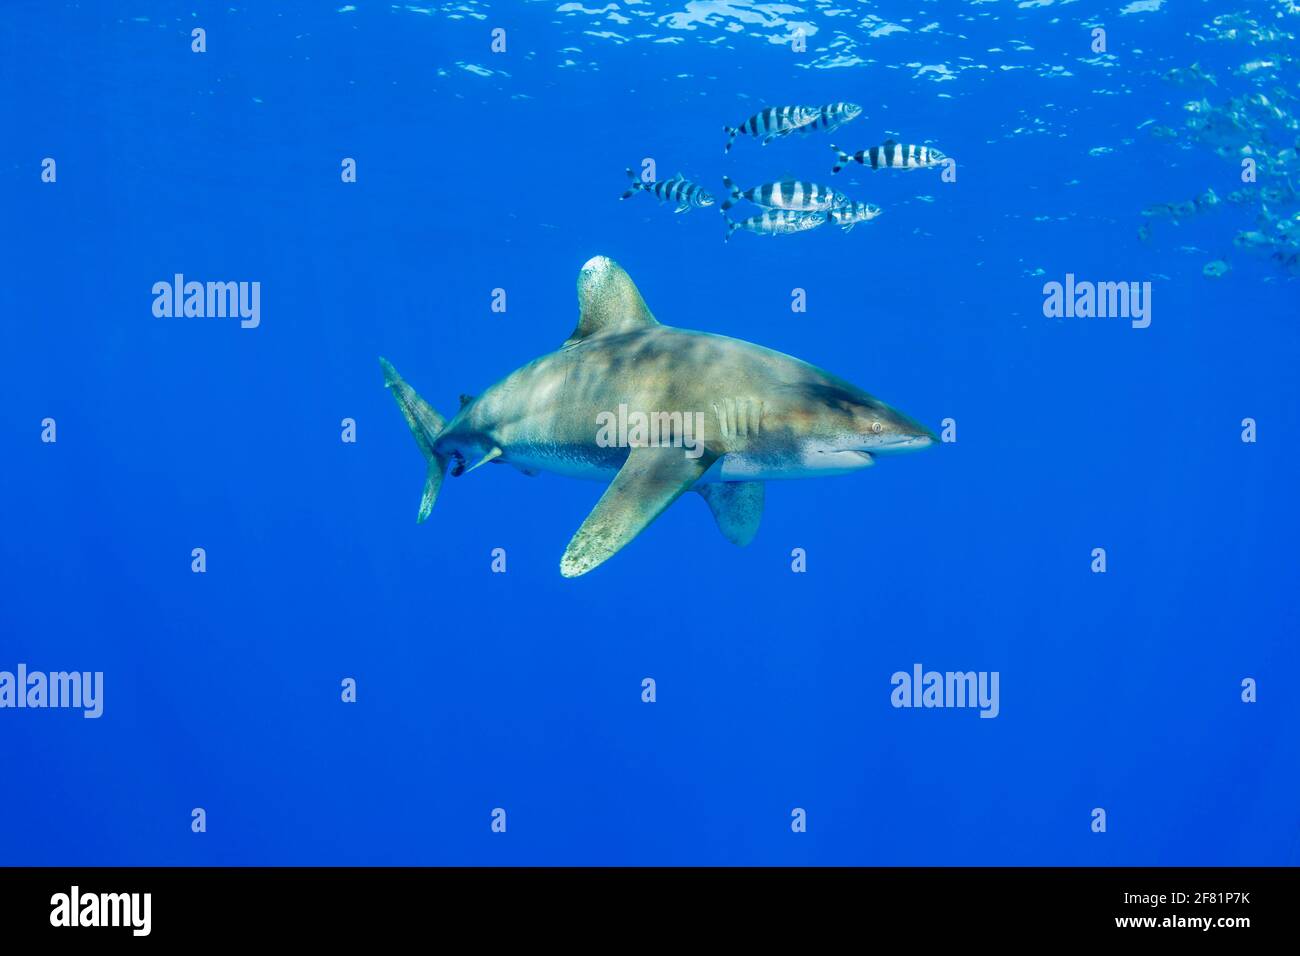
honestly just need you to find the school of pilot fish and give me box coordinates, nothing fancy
[619,100,951,243]
[1139,12,1300,280]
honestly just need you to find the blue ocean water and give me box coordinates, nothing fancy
[2,1,1297,866]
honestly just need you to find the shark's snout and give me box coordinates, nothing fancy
[863,410,937,454]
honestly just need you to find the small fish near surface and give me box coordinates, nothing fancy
[1164,62,1218,87]
[724,105,818,153]
[621,169,714,213]
[723,102,861,153]
[722,209,828,242]
[792,101,863,136]
[831,140,947,174]
[1141,189,1219,227]
[1234,229,1276,251]
[1272,247,1300,275]
[721,175,847,212]
[828,200,884,232]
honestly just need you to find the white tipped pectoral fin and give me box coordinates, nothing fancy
[696,481,764,546]
[560,447,716,578]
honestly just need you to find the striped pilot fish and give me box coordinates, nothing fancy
[621,169,714,212]
[828,201,883,232]
[723,102,860,154]
[723,209,828,242]
[724,106,819,153]
[721,176,847,212]
[795,102,863,136]
[831,140,947,174]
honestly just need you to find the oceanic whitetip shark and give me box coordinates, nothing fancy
[381,255,935,577]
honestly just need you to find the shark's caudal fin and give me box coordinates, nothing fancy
[379,357,447,523]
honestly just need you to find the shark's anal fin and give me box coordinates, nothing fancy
[560,446,716,578]
[696,481,764,546]
[564,256,661,347]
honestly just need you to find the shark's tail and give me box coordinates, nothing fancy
[380,357,448,523]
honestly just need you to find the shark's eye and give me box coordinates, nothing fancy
[871,421,884,434]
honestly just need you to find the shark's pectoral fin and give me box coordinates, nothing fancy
[560,446,716,578]
[696,481,764,546]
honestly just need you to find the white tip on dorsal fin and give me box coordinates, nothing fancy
[565,256,660,346]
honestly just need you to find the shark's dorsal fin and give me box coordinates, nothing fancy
[565,256,660,347]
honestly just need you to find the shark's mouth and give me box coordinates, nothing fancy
[813,449,875,469]
[448,450,467,477]
[868,435,935,454]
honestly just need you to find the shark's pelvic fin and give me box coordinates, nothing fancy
[696,481,764,546]
[564,256,660,347]
[463,446,503,474]
[380,356,448,523]
[560,446,716,578]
